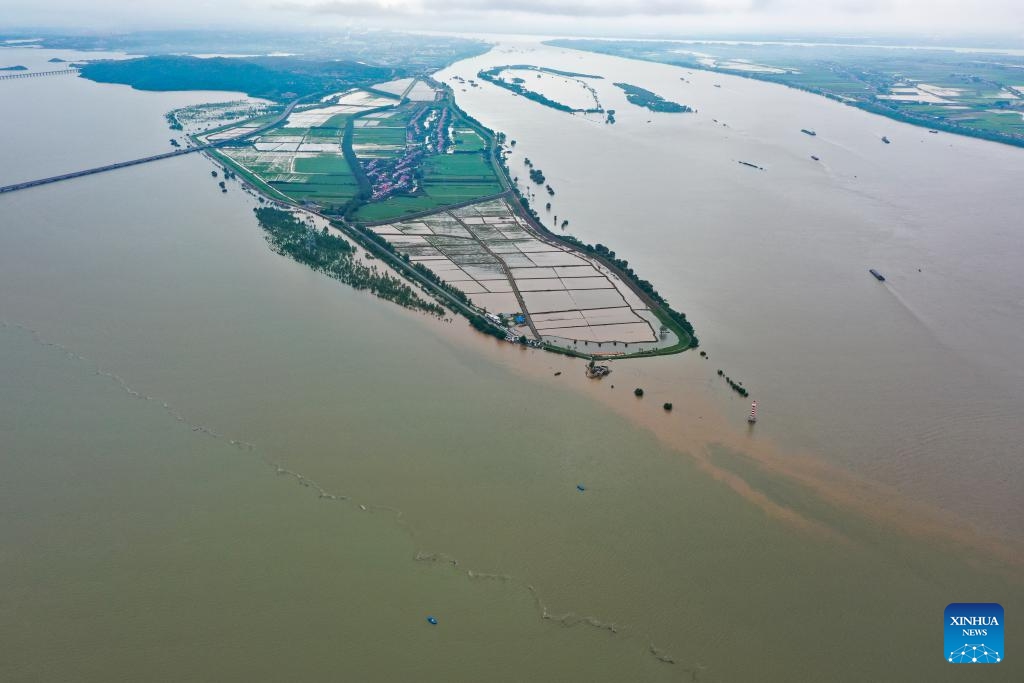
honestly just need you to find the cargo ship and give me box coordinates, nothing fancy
[869,269,886,281]
[801,128,816,136]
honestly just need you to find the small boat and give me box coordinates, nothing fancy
[801,128,817,136]
[811,155,820,161]
[881,136,891,144]
[869,268,886,281]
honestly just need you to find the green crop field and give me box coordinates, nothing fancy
[421,182,502,199]
[212,90,506,219]
[353,127,407,145]
[452,127,486,152]
[323,114,351,128]
[424,153,493,176]
[356,196,447,220]
[351,106,419,157]
[306,127,343,139]
[293,154,352,174]
[954,111,1024,134]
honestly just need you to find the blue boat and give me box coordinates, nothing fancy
[869,269,886,282]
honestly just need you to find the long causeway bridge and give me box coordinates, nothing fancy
[0,68,79,80]
[0,98,304,194]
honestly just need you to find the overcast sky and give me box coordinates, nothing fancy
[4,0,1023,42]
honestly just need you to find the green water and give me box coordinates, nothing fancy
[1,48,1021,681]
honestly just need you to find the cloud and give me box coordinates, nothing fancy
[5,0,1021,37]
[275,0,1023,35]
[288,0,747,18]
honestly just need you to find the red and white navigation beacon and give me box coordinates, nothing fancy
[747,400,758,424]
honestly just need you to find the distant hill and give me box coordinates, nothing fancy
[79,55,396,101]
[0,65,28,71]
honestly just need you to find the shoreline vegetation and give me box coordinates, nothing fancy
[546,38,1024,149]
[254,206,445,316]
[614,82,693,113]
[477,65,604,114]
[717,369,750,397]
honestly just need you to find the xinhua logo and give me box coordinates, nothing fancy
[945,603,1003,663]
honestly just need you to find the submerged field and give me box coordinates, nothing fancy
[372,197,677,352]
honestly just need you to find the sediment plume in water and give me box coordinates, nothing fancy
[441,327,1024,575]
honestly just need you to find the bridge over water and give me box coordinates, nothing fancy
[0,98,303,194]
[0,68,79,80]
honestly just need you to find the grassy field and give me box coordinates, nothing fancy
[355,196,449,220]
[452,127,486,152]
[424,153,494,176]
[293,154,352,174]
[353,126,408,147]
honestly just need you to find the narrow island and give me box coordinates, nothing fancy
[477,65,604,114]
[613,83,693,113]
